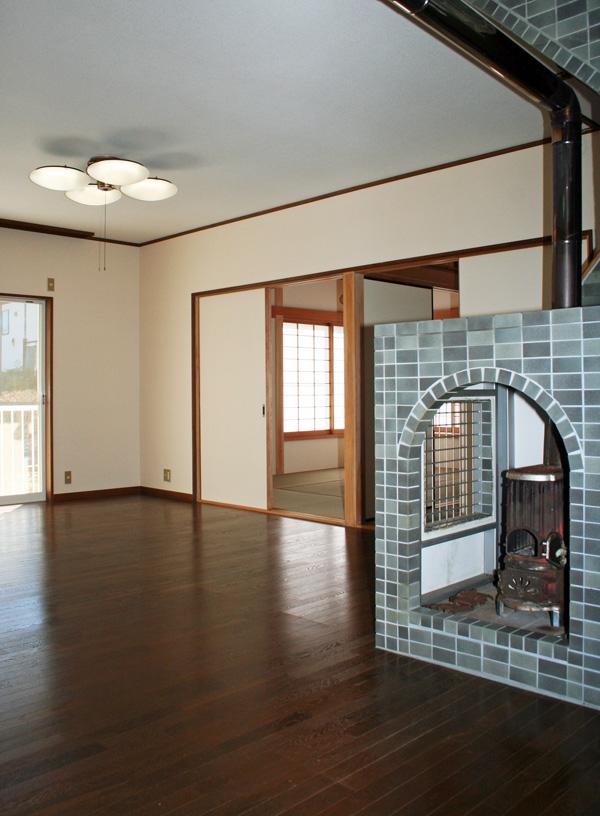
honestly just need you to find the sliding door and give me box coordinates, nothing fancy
[199,289,267,508]
[0,298,46,504]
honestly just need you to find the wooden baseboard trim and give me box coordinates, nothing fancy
[199,498,372,529]
[52,486,141,502]
[51,486,194,503]
[140,486,194,502]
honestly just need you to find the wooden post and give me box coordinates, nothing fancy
[343,271,363,526]
[273,288,284,475]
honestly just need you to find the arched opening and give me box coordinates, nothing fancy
[399,369,580,636]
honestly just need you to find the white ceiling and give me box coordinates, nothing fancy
[0,0,543,244]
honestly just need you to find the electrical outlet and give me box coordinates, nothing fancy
[47,277,55,292]
[163,468,171,483]
[64,470,72,484]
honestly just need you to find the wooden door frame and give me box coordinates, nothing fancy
[191,271,365,527]
[342,272,363,526]
[265,288,274,511]
[0,292,53,501]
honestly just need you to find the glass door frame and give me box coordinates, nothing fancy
[0,293,53,504]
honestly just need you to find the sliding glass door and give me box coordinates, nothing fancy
[0,298,46,504]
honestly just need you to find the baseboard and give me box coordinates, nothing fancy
[52,486,194,503]
[52,486,141,502]
[140,486,194,502]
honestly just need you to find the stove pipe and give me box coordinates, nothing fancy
[379,0,582,308]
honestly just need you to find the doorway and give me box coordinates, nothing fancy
[192,271,362,526]
[0,295,51,504]
[268,277,346,521]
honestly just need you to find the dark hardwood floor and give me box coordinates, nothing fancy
[0,496,599,815]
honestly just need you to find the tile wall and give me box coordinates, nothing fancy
[375,306,600,708]
[466,0,600,94]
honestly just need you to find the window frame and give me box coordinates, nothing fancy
[420,392,496,543]
[273,305,344,441]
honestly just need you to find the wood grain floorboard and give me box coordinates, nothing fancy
[0,497,598,815]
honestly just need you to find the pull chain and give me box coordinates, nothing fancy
[103,198,107,271]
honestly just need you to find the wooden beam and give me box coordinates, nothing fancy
[433,307,460,320]
[364,265,459,290]
[0,218,138,247]
[284,430,344,441]
[0,218,94,239]
[343,271,363,526]
[270,305,343,325]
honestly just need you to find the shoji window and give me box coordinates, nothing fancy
[282,321,344,437]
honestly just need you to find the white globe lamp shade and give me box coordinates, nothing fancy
[29,165,88,191]
[87,157,148,186]
[65,184,122,206]
[121,177,178,201]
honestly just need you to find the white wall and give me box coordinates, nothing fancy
[512,393,546,468]
[139,138,596,495]
[421,532,486,595]
[0,228,140,494]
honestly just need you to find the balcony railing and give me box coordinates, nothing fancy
[0,404,41,497]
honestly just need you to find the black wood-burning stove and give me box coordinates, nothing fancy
[496,465,567,628]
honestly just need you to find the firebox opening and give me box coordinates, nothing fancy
[421,385,570,636]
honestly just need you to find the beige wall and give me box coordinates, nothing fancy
[0,228,140,494]
[140,138,596,496]
[0,137,595,502]
[460,247,545,316]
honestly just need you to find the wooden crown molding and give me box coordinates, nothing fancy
[140,137,551,247]
[0,218,139,247]
[4,128,596,249]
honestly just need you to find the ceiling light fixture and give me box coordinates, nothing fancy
[28,155,177,204]
[65,183,122,206]
[87,157,148,187]
[121,177,178,201]
[29,165,89,191]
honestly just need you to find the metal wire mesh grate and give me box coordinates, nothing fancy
[424,399,488,531]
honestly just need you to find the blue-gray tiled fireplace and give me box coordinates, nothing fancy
[374,306,600,709]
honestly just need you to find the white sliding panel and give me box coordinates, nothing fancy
[199,288,267,508]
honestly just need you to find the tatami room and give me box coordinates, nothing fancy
[1,1,600,814]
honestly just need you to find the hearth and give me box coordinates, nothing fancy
[496,464,567,628]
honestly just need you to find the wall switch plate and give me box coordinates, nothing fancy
[163,468,171,482]
[64,470,72,484]
[47,278,55,291]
